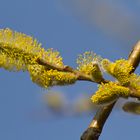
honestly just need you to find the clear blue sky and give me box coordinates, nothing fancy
[0,0,140,140]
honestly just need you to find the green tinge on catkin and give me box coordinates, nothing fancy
[91,62,104,82]
[76,51,103,82]
[102,59,133,85]
[91,82,130,105]
[129,74,140,93]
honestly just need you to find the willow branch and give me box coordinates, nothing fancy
[36,58,107,83]
[81,41,140,140]
[128,41,140,72]
[0,43,107,84]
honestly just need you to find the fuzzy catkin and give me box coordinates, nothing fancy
[0,28,64,71]
[91,82,130,105]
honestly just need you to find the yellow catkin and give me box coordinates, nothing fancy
[0,28,64,71]
[129,74,140,93]
[28,65,77,88]
[102,59,133,85]
[77,51,103,82]
[0,28,77,89]
[91,82,130,105]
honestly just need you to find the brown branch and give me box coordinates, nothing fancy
[36,41,140,140]
[128,41,140,72]
[0,42,106,83]
[36,58,107,84]
[81,40,140,140]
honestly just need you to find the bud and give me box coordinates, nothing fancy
[77,51,103,82]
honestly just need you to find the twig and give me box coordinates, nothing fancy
[36,41,140,140]
[36,58,107,84]
[81,40,140,140]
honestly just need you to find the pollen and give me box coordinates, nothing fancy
[77,51,103,82]
[102,59,133,85]
[28,65,77,88]
[0,28,64,71]
[91,82,130,105]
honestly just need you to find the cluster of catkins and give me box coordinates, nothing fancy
[0,28,140,105]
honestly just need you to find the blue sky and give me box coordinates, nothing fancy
[0,0,140,140]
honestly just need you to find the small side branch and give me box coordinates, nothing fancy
[81,40,140,140]
[36,58,107,84]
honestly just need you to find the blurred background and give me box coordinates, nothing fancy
[0,0,140,140]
